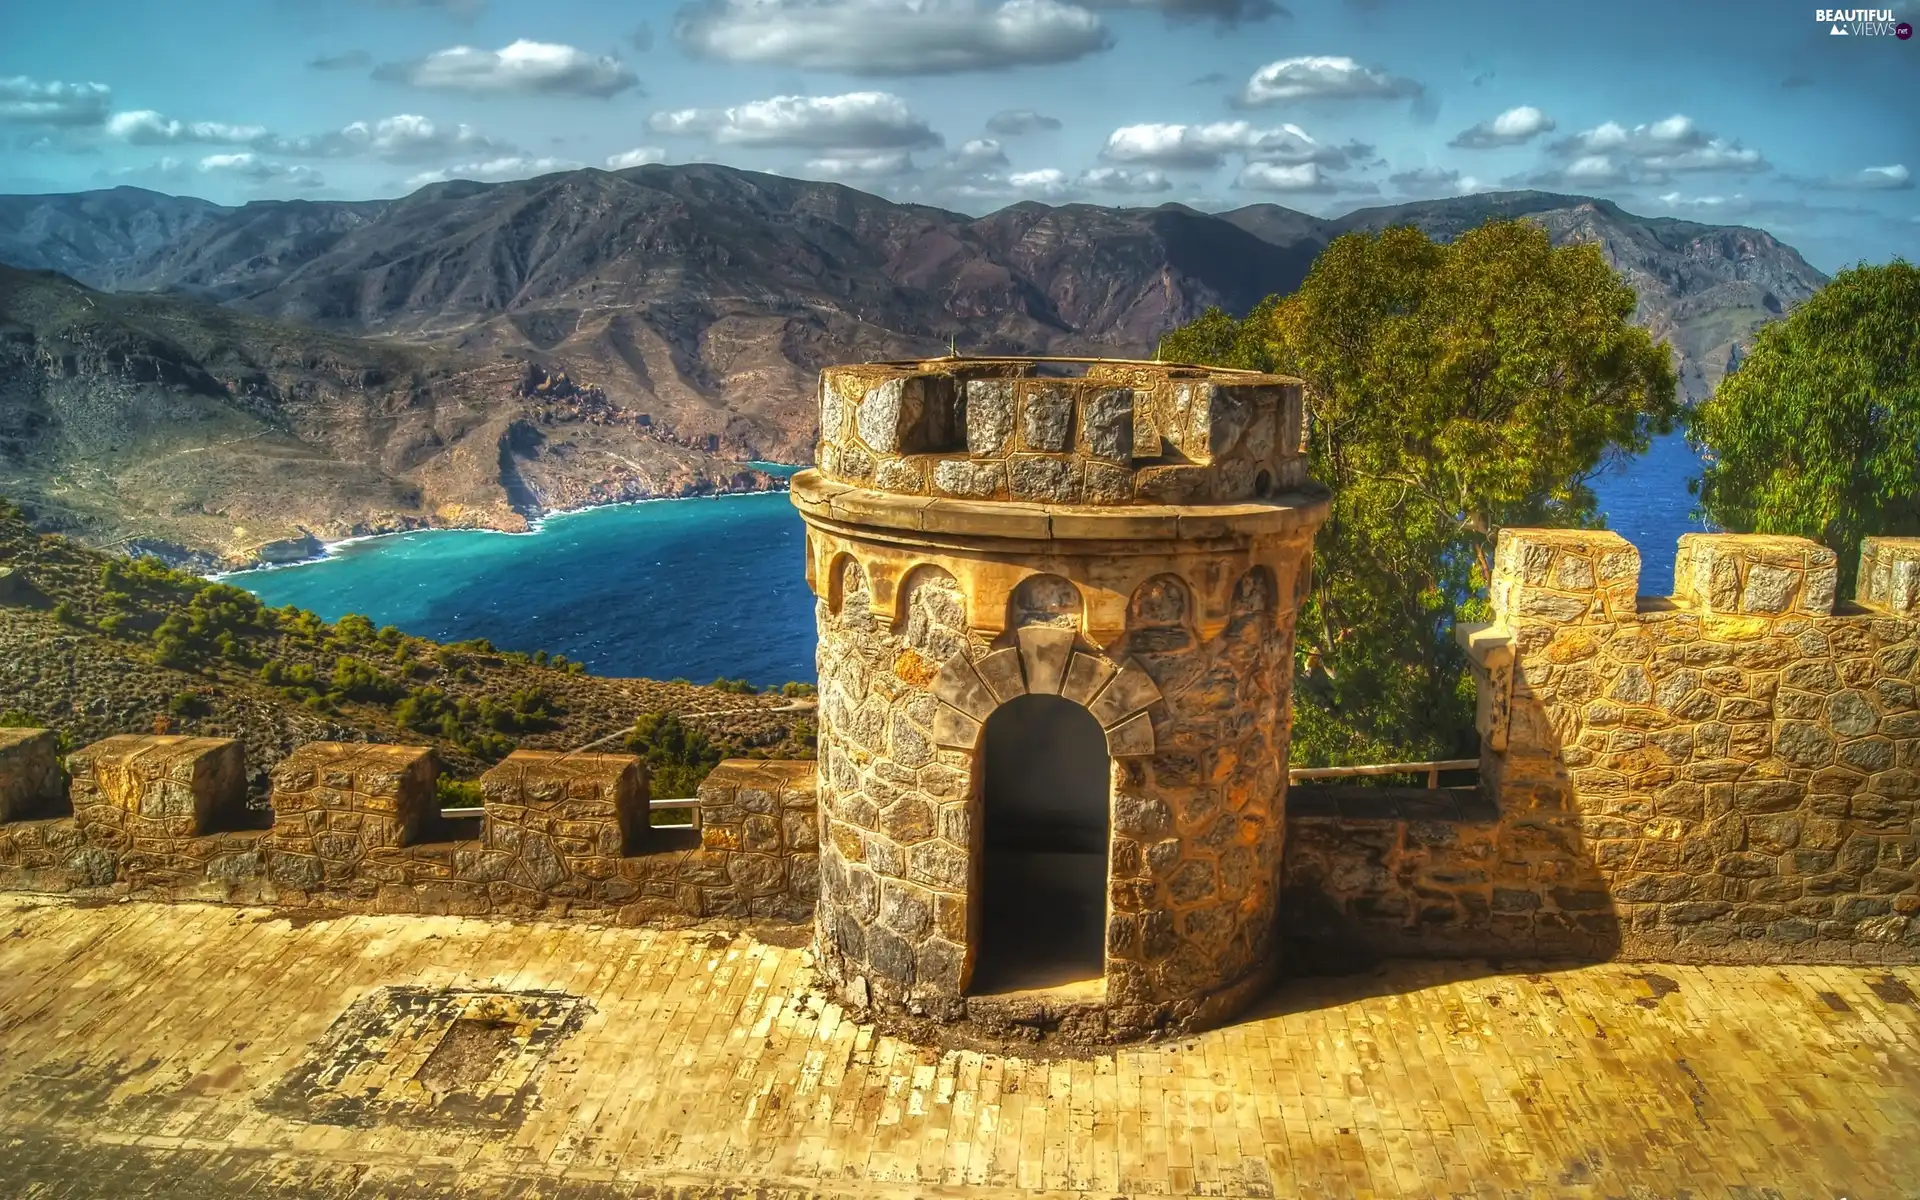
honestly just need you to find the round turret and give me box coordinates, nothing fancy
[793,356,1330,1042]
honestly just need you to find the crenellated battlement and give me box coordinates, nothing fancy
[1354,524,1920,966]
[815,357,1310,507]
[1487,529,1920,633]
[0,733,819,921]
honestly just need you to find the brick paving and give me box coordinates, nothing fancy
[1,894,1917,1199]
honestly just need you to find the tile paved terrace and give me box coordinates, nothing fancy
[2,895,1917,1199]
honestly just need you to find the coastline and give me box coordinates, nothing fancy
[211,466,808,582]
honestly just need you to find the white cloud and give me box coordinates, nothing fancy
[985,108,1061,136]
[196,153,325,189]
[606,146,667,169]
[1233,161,1336,193]
[1007,167,1071,196]
[803,151,919,178]
[0,77,112,127]
[404,156,582,188]
[1810,163,1911,191]
[1550,114,1765,174]
[1657,191,1749,210]
[106,110,266,146]
[648,93,941,152]
[258,114,511,162]
[1100,120,1365,171]
[1449,105,1554,149]
[376,40,639,97]
[949,138,1008,169]
[1078,166,1172,193]
[1237,56,1421,106]
[673,0,1113,75]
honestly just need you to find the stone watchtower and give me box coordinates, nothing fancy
[792,357,1329,1041]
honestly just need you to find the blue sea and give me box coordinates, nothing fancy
[226,437,1707,685]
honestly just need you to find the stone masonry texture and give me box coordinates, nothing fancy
[0,726,62,823]
[1287,529,1920,967]
[799,357,1330,1042]
[0,737,817,923]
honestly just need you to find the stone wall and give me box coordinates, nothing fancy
[0,727,62,822]
[816,359,1309,507]
[0,734,818,923]
[1284,530,1920,966]
[804,508,1318,1040]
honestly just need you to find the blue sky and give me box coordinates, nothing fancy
[1,0,1914,271]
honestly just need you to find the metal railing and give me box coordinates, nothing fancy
[1287,758,1479,790]
[438,795,702,827]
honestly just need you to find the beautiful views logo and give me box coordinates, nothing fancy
[1815,7,1908,34]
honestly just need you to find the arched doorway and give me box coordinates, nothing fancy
[971,692,1111,995]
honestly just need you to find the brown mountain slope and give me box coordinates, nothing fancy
[1,170,1828,483]
[0,265,779,566]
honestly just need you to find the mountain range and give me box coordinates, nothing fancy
[0,164,1829,564]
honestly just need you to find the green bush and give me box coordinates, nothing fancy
[435,776,485,809]
[328,655,406,704]
[710,676,758,694]
[624,711,726,799]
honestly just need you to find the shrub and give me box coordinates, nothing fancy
[624,711,726,799]
[328,655,406,704]
[435,776,485,809]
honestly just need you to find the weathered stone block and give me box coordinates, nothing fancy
[1088,659,1163,726]
[1858,537,1920,616]
[271,742,436,850]
[1491,528,1638,627]
[1081,389,1133,462]
[974,646,1027,704]
[964,379,1014,457]
[1674,533,1837,617]
[1015,625,1075,695]
[70,734,245,837]
[0,728,63,823]
[483,750,646,858]
[1020,384,1074,452]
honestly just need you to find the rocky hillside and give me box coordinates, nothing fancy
[1,172,1828,476]
[0,265,780,566]
[0,501,814,797]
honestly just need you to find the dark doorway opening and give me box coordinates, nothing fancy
[971,692,1111,996]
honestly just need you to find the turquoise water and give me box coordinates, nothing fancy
[230,490,819,686]
[225,439,1706,684]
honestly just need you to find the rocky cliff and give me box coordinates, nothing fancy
[0,265,780,566]
[0,171,1829,557]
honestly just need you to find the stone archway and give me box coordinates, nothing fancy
[924,629,1163,997]
[972,693,1111,994]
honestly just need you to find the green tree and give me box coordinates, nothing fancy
[1689,259,1919,586]
[624,711,725,799]
[1160,220,1678,764]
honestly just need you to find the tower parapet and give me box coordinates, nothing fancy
[815,357,1308,506]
